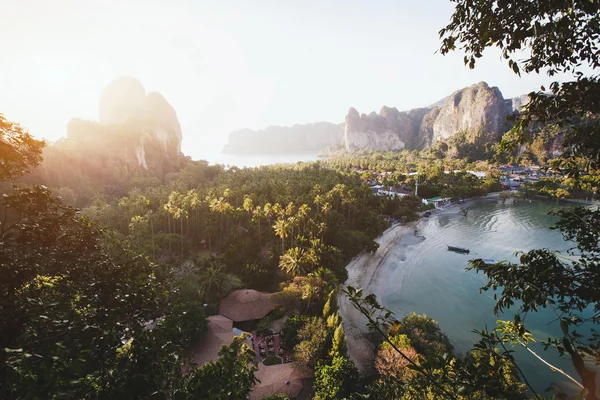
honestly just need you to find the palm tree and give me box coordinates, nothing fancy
[146,210,156,261]
[252,205,263,246]
[314,194,325,213]
[279,247,304,276]
[263,203,273,226]
[288,216,297,247]
[187,190,202,242]
[199,264,226,304]
[272,203,283,218]
[302,282,319,312]
[285,202,296,217]
[243,196,254,220]
[297,204,311,237]
[167,191,187,257]
[210,196,232,243]
[128,215,148,251]
[273,218,290,254]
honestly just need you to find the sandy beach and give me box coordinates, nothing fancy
[337,221,423,373]
[338,193,501,372]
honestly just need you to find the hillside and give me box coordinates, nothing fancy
[223,82,528,154]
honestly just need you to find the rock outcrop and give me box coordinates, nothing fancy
[222,122,343,154]
[344,82,521,151]
[343,106,431,151]
[97,77,183,164]
[27,77,185,202]
[432,82,511,143]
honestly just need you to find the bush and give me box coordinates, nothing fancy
[256,316,274,337]
[159,299,207,347]
[263,355,282,366]
[281,315,308,350]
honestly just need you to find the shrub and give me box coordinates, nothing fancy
[263,355,282,366]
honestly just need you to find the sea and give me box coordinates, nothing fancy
[192,150,322,168]
[380,198,596,395]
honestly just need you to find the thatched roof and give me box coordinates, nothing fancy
[188,315,233,367]
[219,289,275,322]
[250,363,313,400]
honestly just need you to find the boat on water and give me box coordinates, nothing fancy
[447,245,470,254]
[481,259,497,265]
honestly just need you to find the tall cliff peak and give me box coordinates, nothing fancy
[99,76,146,124]
[432,81,510,142]
[31,77,185,200]
[344,81,520,152]
[95,77,182,160]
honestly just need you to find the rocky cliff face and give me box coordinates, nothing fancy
[343,106,430,151]
[344,82,520,151]
[432,82,511,142]
[27,77,185,200]
[63,77,183,171]
[98,77,183,164]
[222,122,343,154]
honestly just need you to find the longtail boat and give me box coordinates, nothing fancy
[447,245,470,254]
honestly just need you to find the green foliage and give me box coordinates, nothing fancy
[396,312,454,360]
[179,335,258,399]
[0,186,193,398]
[160,299,208,348]
[280,315,308,351]
[314,355,360,400]
[262,355,282,366]
[294,317,331,369]
[0,114,45,181]
[280,272,337,314]
[329,323,346,357]
[469,206,600,397]
[440,0,600,174]
[256,316,274,337]
[343,286,530,400]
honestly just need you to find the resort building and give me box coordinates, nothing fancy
[423,197,451,208]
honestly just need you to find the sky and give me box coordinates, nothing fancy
[0,0,579,159]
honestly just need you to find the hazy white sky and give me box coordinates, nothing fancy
[0,0,578,159]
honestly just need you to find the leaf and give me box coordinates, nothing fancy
[560,319,569,336]
[4,348,23,353]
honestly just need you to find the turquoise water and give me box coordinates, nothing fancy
[381,198,594,395]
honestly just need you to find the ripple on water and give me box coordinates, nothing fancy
[381,199,585,394]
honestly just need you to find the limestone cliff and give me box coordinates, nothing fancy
[27,77,185,200]
[98,77,183,165]
[343,106,430,151]
[222,122,343,154]
[432,82,511,143]
[344,82,521,151]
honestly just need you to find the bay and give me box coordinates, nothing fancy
[380,198,594,395]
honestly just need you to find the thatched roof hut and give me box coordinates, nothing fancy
[249,363,313,400]
[219,289,275,322]
[188,315,233,367]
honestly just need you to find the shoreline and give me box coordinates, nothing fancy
[338,192,501,373]
[337,221,421,373]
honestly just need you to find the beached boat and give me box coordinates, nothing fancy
[447,245,470,254]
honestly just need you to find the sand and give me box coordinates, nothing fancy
[337,221,422,373]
